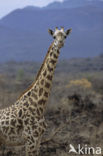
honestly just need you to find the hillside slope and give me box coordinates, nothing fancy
[0,3,103,62]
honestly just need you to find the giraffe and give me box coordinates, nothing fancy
[0,27,72,156]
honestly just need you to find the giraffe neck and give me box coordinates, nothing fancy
[32,40,60,112]
[35,40,60,83]
[19,40,61,117]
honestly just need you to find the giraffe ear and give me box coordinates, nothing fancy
[48,29,54,36]
[65,28,72,36]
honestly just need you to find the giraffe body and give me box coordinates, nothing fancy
[0,27,72,156]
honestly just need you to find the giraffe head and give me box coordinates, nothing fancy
[48,27,72,48]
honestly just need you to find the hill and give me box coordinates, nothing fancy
[46,0,103,9]
[0,1,103,62]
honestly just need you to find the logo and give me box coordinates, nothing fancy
[69,144,102,155]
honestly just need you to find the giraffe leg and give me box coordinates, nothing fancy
[25,136,41,156]
[24,118,46,156]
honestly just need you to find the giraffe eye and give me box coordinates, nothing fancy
[53,36,56,39]
[64,36,67,39]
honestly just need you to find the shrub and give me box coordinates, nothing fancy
[67,78,92,89]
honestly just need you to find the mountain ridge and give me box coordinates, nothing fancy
[0,1,102,62]
[45,0,103,9]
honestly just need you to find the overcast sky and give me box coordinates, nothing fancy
[0,0,63,19]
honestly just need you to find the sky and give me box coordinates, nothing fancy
[0,0,63,19]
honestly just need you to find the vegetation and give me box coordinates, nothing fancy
[67,78,92,89]
[0,56,103,155]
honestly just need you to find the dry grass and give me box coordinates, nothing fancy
[0,61,103,156]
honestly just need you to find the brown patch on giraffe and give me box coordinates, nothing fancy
[18,119,22,126]
[47,64,53,72]
[6,117,9,120]
[39,88,43,96]
[24,102,29,107]
[43,70,47,77]
[33,87,38,92]
[50,59,56,65]
[1,121,4,125]
[50,52,53,56]
[29,107,36,115]
[41,128,45,134]
[53,53,58,59]
[34,94,38,100]
[47,75,52,81]
[24,118,29,125]
[30,116,35,122]
[38,99,46,105]
[41,79,44,85]
[9,128,15,134]
[44,91,49,98]
[45,82,50,88]
[38,107,44,114]
[23,95,27,100]
[32,124,38,130]
[18,109,22,117]
[37,109,41,116]
[27,91,31,96]
[11,119,16,126]
[34,131,39,137]
[30,145,35,150]
[29,98,33,105]
[23,107,27,112]
[57,49,60,54]
[6,121,9,125]
[38,127,42,133]
[6,112,10,116]
[11,114,15,118]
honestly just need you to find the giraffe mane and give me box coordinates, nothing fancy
[35,42,54,81]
